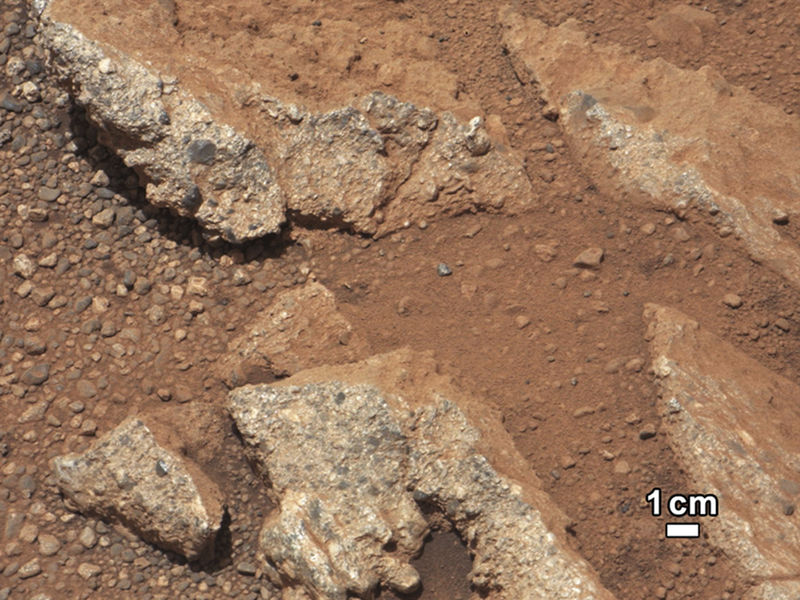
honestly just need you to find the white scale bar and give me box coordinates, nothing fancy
[666,523,700,538]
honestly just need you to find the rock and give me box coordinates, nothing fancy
[20,81,41,103]
[37,187,61,202]
[644,304,800,597]
[502,14,800,290]
[722,293,743,309]
[18,558,41,579]
[91,207,115,228]
[78,526,97,549]
[1,93,24,113]
[436,263,452,277]
[21,363,50,386]
[77,562,102,579]
[12,254,36,279]
[218,282,369,386]
[38,3,532,241]
[573,247,604,268]
[37,533,61,556]
[228,349,613,600]
[236,562,257,576]
[51,417,224,560]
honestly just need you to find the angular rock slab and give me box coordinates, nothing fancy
[218,281,369,387]
[52,417,224,560]
[36,0,533,242]
[644,304,800,598]
[229,349,614,600]
[502,13,800,289]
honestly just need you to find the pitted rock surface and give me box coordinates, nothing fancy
[36,0,532,242]
[644,304,800,598]
[502,13,800,289]
[229,349,614,600]
[218,281,369,387]
[52,417,224,560]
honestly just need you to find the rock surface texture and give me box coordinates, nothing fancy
[52,417,225,560]
[502,13,800,289]
[229,349,614,600]
[35,0,532,242]
[644,304,800,599]
[218,281,369,386]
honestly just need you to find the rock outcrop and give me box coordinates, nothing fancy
[644,304,800,599]
[502,12,800,289]
[218,281,369,387]
[229,349,614,600]
[52,417,224,560]
[35,0,533,242]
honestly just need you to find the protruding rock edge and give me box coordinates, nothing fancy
[228,349,616,600]
[36,1,533,244]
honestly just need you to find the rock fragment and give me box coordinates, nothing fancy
[229,349,613,600]
[644,304,800,598]
[573,247,605,268]
[51,417,224,560]
[218,282,368,386]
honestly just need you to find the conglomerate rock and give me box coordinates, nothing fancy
[52,417,225,560]
[502,12,800,289]
[217,281,369,387]
[35,0,533,242]
[644,304,800,599]
[229,349,614,600]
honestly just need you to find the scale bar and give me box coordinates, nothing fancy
[666,523,700,538]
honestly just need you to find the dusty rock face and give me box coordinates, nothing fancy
[35,3,286,243]
[229,349,614,600]
[36,0,532,242]
[218,281,369,387]
[644,304,800,599]
[52,417,224,560]
[502,13,800,289]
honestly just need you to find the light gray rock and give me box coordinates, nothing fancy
[38,2,532,242]
[52,417,224,560]
[644,304,800,598]
[229,349,614,600]
[37,8,286,243]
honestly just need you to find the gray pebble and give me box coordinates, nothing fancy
[436,263,452,277]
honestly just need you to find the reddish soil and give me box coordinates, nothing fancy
[3,1,800,599]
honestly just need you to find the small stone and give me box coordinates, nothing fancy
[1,93,25,113]
[78,526,97,549]
[20,81,41,103]
[13,254,36,279]
[18,558,41,579]
[775,317,791,332]
[100,321,118,337]
[90,170,110,187]
[639,424,657,440]
[187,139,217,164]
[97,58,115,74]
[22,364,50,386]
[613,460,631,475]
[92,207,116,229]
[186,276,208,296]
[722,293,743,309]
[37,187,61,202]
[77,562,102,579]
[515,315,531,329]
[237,562,257,576]
[573,247,604,268]
[436,263,452,277]
[38,533,61,556]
